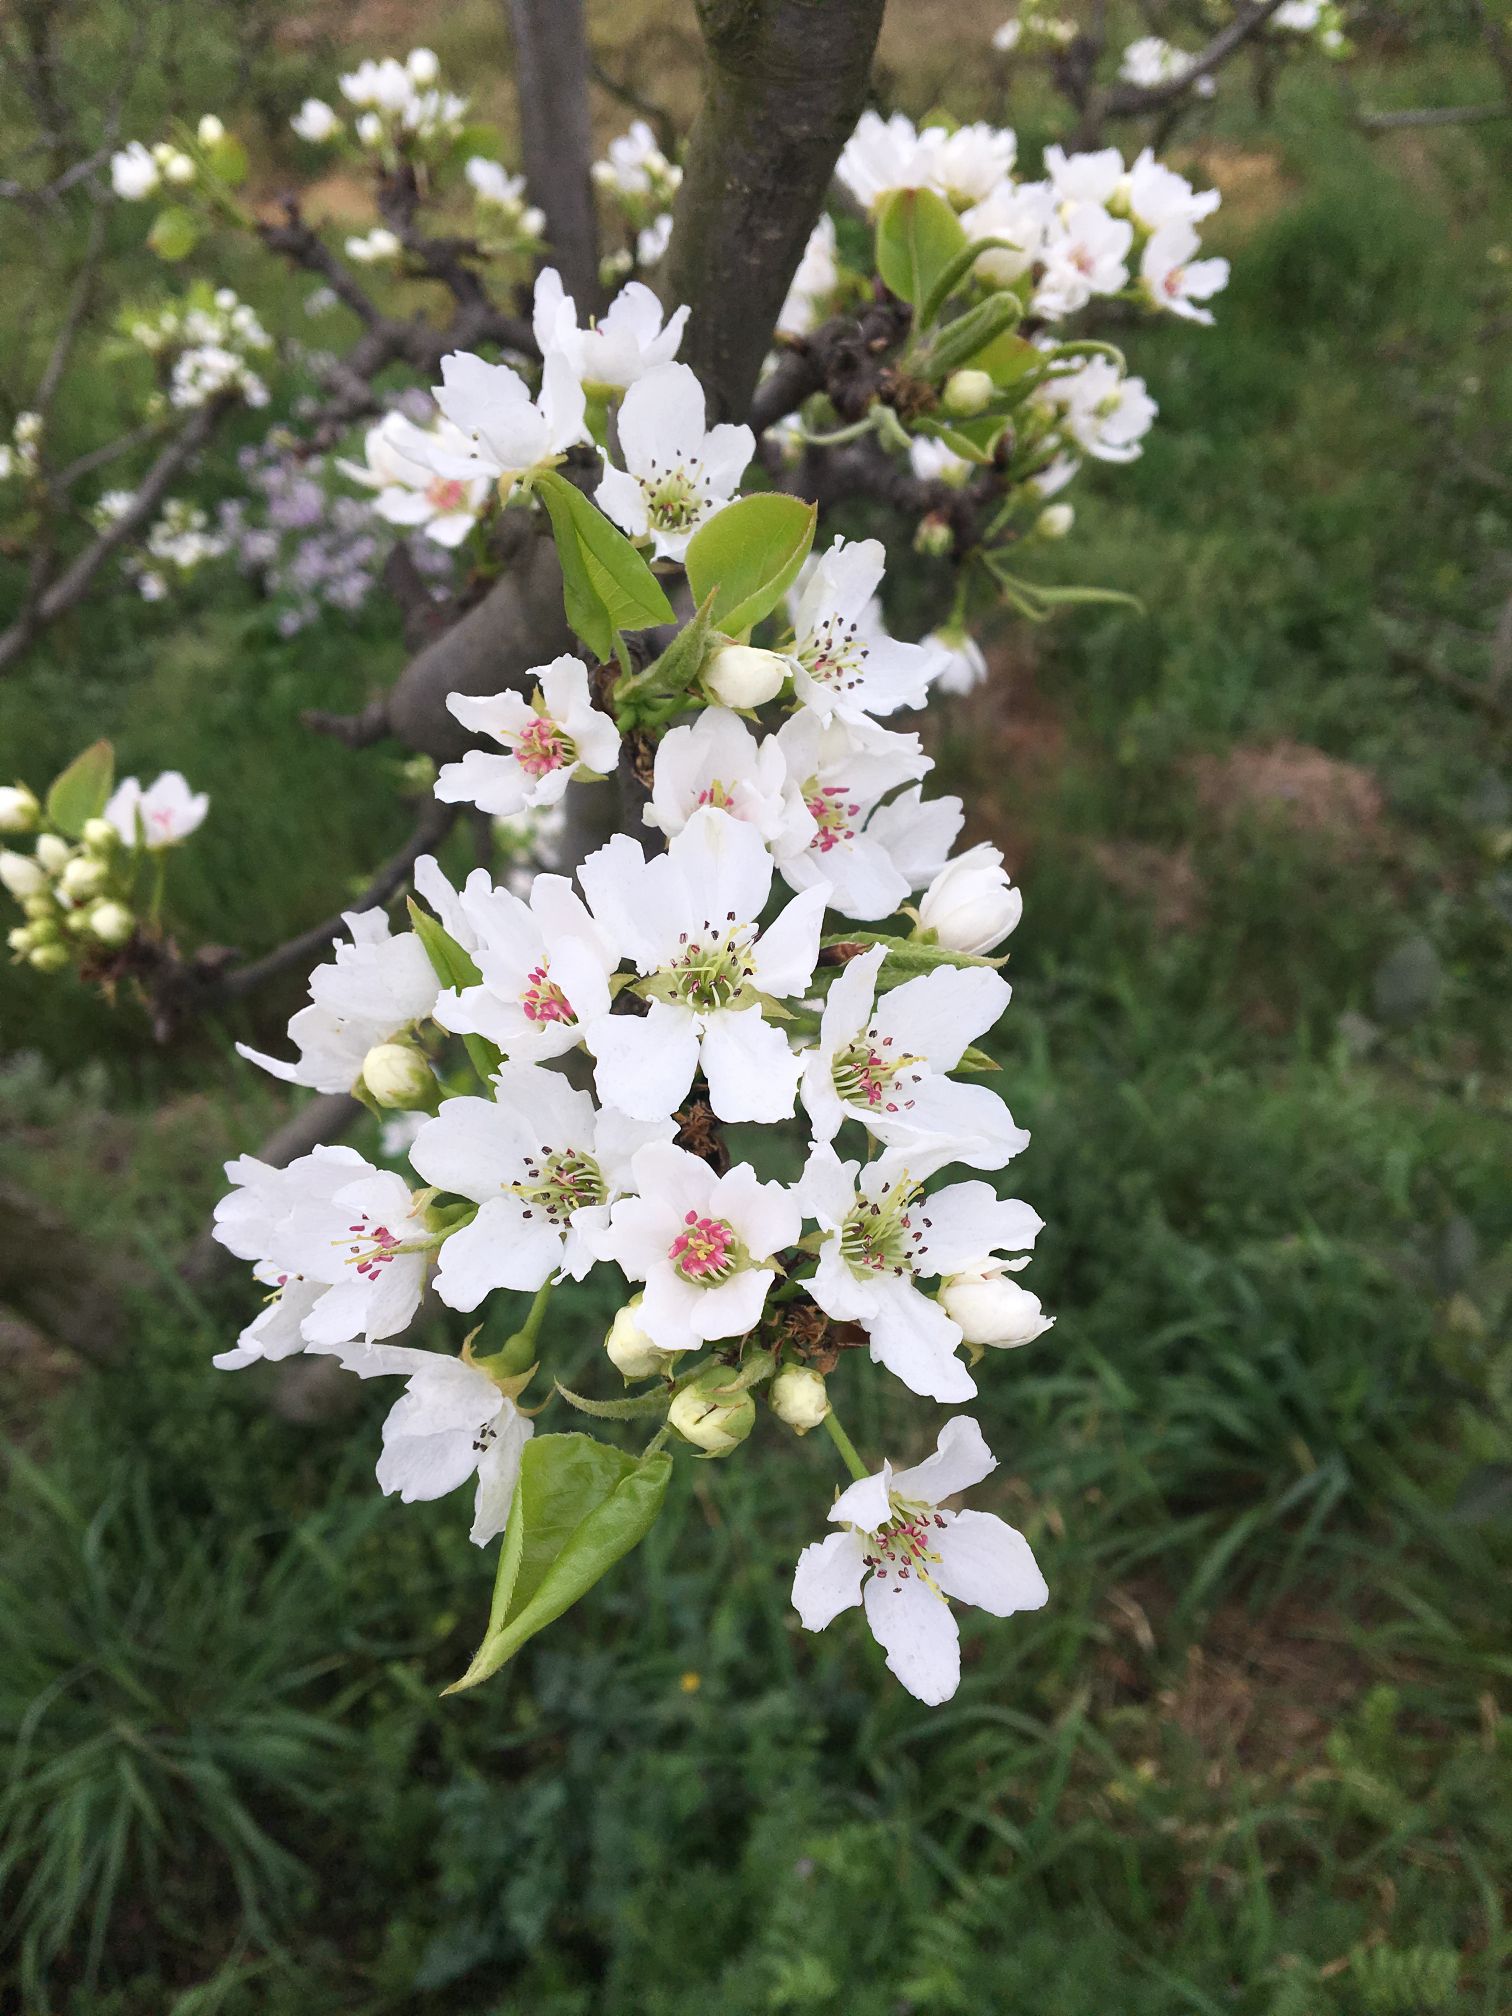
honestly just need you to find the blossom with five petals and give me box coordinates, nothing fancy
[532,268,688,391]
[104,770,208,849]
[786,538,936,728]
[436,655,621,818]
[425,350,587,490]
[594,363,753,561]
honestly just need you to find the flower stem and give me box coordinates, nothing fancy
[495,1280,552,1374]
[822,1408,870,1484]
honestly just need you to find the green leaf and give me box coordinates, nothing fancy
[406,897,502,1083]
[917,295,1025,379]
[205,134,249,187]
[683,494,816,638]
[45,739,114,838]
[554,1381,670,1420]
[147,206,201,262]
[446,1434,672,1692]
[875,188,966,310]
[533,470,674,662]
[918,237,1025,327]
[617,585,719,722]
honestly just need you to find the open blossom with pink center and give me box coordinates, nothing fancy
[306,1338,533,1546]
[1038,355,1157,464]
[802,943,1027,1169]
[408,1062,673,1309]
[792,1416,1048,1704]
[436,655,621,818]
[1140,219,1230,325]
[786,537,936,729]
[578,806,825,1125]
[430,869,619,1064]
[104,770,208,849]
[591,1140,801,1352]
[771,712,936,922]
[644,707,812,854]
[1034,202,1133,320]
[337,410,489,547]
[797,1141,1042,1400]
[237,907,439,1094]
[211,1146,430,1366]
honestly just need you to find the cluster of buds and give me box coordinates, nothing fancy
[0,410,42,487]
[290,48,467,157]
[116,283,273,414]
[594,121,684,281]
[1,759,207,977]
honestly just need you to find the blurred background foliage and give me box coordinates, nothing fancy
[2,0,1511,2010]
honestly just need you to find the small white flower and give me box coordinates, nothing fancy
[1140,219,1230,325]
[427,350,588,490]
[791,1415,1048,1704]
[991,18,1023,51]
[645,707,810,854]
[960,178,1058,287]
[1039,355,1157,464]
[104,771,208,849]
[436,655,621,818]
[309,1337,532,1545]
[836,110,933,212]
[918,842,1022,953]
[110,141,160,200]
[579,807,824,1124]
[593,1140,801,1352]
[345,227,403,265]
[918,121,1017,207]
[532,268,688,391]
[356,110,384,147]
[1124,148,1221,232]
[291,98,341,143]
[635,212,673,269]
[337,410,489,547]
[908,435,973,488]
[1034,203,1133,319]
[939,1261,1054,1348]
[595,363,752,562]
[801,943,1027,1166]
[593,120,676,199]
[432,869,620,1065]
[787,537,936,728]
[465,157,525,209]
[777,214,840,339]
[406,46,440,86]
[197,114,226,146]
[409,1062,674,1309]
[771,711,931,922]
[1043,144,1125,208]
[339,56,413,112]
[922,629,988,698]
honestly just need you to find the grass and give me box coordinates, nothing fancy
[3,6,1512,2012]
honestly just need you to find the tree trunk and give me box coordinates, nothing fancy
[508,0,601,309]
[663,0,889,424]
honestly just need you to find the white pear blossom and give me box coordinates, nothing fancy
[787,538,936,728]
[961,179,1057,287]
[465,158,544,236]
[792,1415,1048,1703]
[595,363,753,561]
[918,121,1017,207]
[922,628,989,697]
[339,56,413,112]
[409,1064,674,1309]
[427,351,587,490]
[938,1260,1053,1348]
[532,268,688,391]
[432,870,619,1065]
[592,120,681,201]
[777,214,840,339]
[436,655,621,817]
[771,712,932,920]
[291,98,342,143]
[836,111,934,212]
[859,783,964,892]
[337,410,489,546]
[918,842,1022,953]
[1039,356,1157,464]
[110,141,160,200]
[645,707,811,853]
[593,1141,800,1352]
[307,1338,532,1545]
[636,212,673,269]
[579,807,824,1123]
[1140,219,1230,325]
[104,771,208,849]
[1043,144,1125,209]
[908,435,973,488]
[345,227,403,265]
[1124,149,1221,232]
[236,908,439,1094]
[1118,36,1216,98]
[801,944,1026,1166]
[1035,203,1133,320]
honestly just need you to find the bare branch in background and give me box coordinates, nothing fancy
[663,0,888,423]
[589,56,680,161]
[508,0,601,307]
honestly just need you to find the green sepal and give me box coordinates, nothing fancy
[918,238,1028,327]
[445,1434,672,1693]
[615,585,719,722]
[956,1044,1002,1074]
[555,1381,670,1420]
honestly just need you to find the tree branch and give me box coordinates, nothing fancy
[507,0,600,307]
[663,0,888,423]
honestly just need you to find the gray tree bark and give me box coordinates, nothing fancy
[508,0,601,309]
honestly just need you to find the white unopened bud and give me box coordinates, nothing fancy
[942,368,994,418]
[604,1297,676,1382]
[668,1364,756,1456]
[703,644,788,710]
[939,1264,1053,1348]
[35,834,70,875]
[162,149,196,186]
[0,849,47,900]
[88,900,135,947]
[28,940,71,973]
[23,893,57,922]
[1036,503,1074,539]
[406,46,440,84]
[83,816,118,854]
[356,111,383,147]
[0,785,39,833]
[361,1042,437,1110]
[197,114,226,146]
[7,925,34,953]
[769,1363,830,1435]
[917,842,1022,954]
[60,855,105,901]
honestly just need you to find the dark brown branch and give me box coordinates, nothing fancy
[1098,0,1287,116]
[588,56,680,162]
[663,0,888,423]
[508,0,600,307]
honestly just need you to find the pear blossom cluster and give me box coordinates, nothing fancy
[288,48,467,157]
[0,410,42,487]
[119,286,274,413]
[1118,37,1219,98]
[991,2,1077,54]
[593,121,684,281]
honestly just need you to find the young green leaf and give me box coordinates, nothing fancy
[45,740,114,839]
[875,188,967,310]
[147,206,201,262]
[534,470,674,662]
[917,238,1026,328]
[683,494,817,638]
[445,1433,673,1692]
[616,585,720,721]
[406,897,502,1083]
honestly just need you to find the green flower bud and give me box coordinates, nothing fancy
[82,817,119,855]
[668,1363,756,1456]
[27,940,71,973]
[361,1042,438,1111]
[605,1297,676,1382]
[22,893,57,922]
[60,855,106,902]
[913,513,954,559]
[942,368,994,418]
[88,900,135,947]
[769,1363,830,1435]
